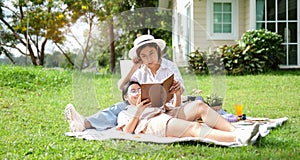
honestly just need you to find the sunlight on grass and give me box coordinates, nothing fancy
[0,65,299,159]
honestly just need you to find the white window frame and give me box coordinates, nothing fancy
[185,3,191,58]
[207,0,239,40]
[250,0,300,68]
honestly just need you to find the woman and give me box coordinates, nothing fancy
[117,81,259,145]
[119,34,225,122]
[118,34,184,96]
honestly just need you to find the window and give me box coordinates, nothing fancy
[256,0,299,67]
[213,3,232,33]
[207,0,238,40]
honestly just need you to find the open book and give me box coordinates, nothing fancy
[141,74,174,107]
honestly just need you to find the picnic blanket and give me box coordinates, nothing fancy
[65,117,288,147]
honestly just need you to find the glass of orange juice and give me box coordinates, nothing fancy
[235,104,243,116]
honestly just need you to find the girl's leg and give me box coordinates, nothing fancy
[176,100,235,132]
[166,118,236,142]
[64,104,86,132]
[84,120,92,129]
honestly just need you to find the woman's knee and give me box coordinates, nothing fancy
[195,100,209,114]
[189,122,201,137]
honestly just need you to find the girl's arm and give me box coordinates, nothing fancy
[122,97,151,133]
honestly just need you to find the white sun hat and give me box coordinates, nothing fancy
[128,34,166,59]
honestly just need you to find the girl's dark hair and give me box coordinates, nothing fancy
[122,81,141,101]
[136,42,162,59]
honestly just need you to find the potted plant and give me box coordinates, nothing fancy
[204,93,223,112]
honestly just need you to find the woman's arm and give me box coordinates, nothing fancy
[165,58,185,93]
[118,58,142,90]
[170,80,182,107]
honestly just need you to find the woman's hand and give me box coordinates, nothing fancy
[170,80,182,107]
[169,80,182,95]
[132,57,143,69]
[117,57,142,90]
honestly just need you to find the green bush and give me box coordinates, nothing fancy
[188,29,283,75]
[187,49,208,74]
[220,42,268,74]
[187,49,224,74]
[241,29,283,69]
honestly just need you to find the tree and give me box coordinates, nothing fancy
[0,0,172,71]
[0,27,16,64]
[112,1,173,61]
[0,0,70,66]
[0,1,15,64]
[94,0,172,72]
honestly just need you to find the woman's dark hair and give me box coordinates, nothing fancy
[136,42,162,59]
[122,81,141,101]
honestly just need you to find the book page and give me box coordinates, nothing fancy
[141,74,174,107]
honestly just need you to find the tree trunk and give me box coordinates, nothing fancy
[109,17,116,73]
[38,38,48,66]
[27,41,37,66]
[55,43,74,67]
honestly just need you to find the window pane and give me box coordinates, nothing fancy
[267,0,275,20]
[214,13,222,23]
[256,0,265,21]
[288,45,297,65]
[277,0,286,20]
[223,3,231,12]
[223,24,231,33]
[289,23,297,43]
[288,0,297,20]
[223,13,231,23]
[214,3,222,11]
[280,45,287,65]
[278,22,287,42]
[214,24,222,33]
[267,23,275,32]
[256,22,265,29]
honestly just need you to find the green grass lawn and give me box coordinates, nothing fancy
[0,65,299,159]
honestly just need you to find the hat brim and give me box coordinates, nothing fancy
[128,39,166,59]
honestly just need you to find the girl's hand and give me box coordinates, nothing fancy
[169,80,182,95]
[135,95,151,117]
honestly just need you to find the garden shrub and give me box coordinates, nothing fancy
[188,29,283,75]
[219,42,267,74]
[187,50,208,74]
[240,29,283,70]
[188,49,224,74]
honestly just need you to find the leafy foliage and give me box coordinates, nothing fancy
[188,49,224,74]
[188,29,284,75]
[204,93,223,107]
[1,0,172,71]
[240,29,283,69]
[187,49,208,74]
[0,0,71,66]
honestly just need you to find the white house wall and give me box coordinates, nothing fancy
[172,0,194,66]
[173,0,251,66]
